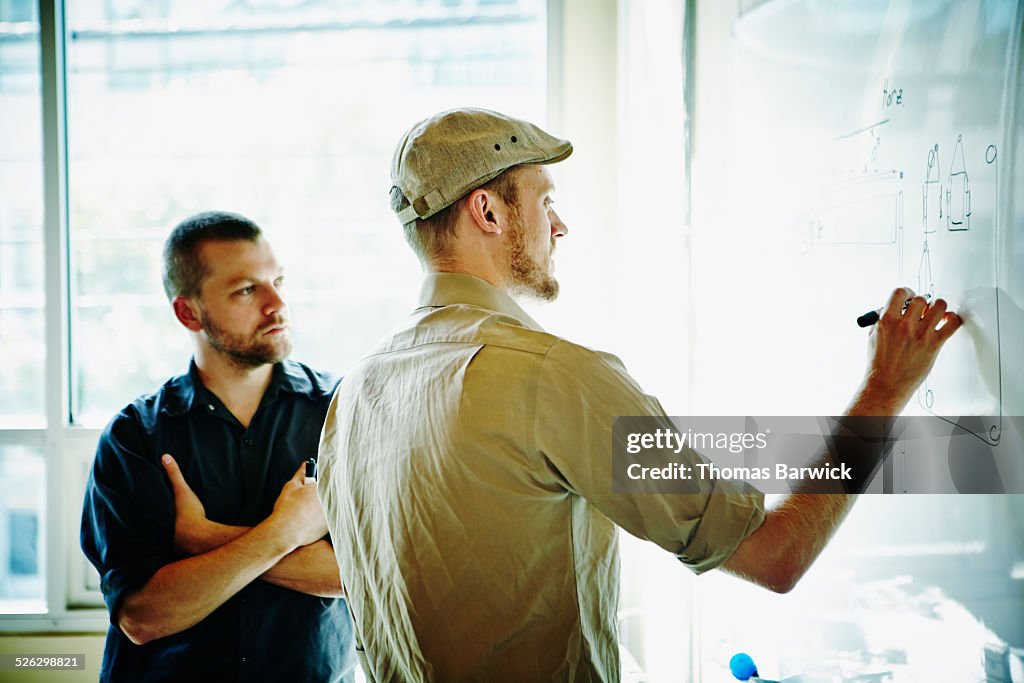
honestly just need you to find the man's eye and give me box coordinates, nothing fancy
[238,286,255,295]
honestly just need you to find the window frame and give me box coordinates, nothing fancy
[0,0,109,634]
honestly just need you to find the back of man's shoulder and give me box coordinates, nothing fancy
[544,337,630,376]
[539,338,666,415]
[478,315,562,357]
[477,320,634,383]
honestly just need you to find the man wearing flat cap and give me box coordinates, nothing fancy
[317,108,961,681]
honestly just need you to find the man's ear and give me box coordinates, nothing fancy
[464,189,508,236]
[172,296,203,332]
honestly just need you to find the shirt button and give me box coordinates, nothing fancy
[207,404,215,412]
[244,438,254,447]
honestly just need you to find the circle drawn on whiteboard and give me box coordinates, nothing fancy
[986,144,997,164]
[989,424,1000,443]
[925,389,934,409]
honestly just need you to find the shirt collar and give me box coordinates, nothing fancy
[160,358,316,416]
[159,362,199,417]
[416,273,545,332]
[264,359,315,401]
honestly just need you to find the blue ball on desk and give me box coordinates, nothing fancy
[729,652,759,680]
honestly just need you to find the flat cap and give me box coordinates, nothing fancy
[391,108,573,224]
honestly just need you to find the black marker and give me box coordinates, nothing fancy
[305,458,316,484]
[857,293,930,327]
[857,310,882,327]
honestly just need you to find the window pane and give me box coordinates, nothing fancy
[0,2,44,427]
[66,0,548,425]
[0,445,46,614]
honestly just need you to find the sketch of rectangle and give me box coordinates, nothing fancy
[946,172,970,230]
[923,144,942,234]
[816,192,900,245]
[946,134,971,231]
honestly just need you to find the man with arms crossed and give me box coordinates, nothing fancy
[317,109,961,681]
[82,211,356,682]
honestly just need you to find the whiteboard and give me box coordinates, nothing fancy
[688,0,1022,490]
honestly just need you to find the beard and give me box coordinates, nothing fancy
[199,307,292,369]
[505,212,559,302]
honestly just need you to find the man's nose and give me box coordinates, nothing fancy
[550,209,568,238]
[263,285,286,316]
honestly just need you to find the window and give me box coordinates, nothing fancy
[64,0,549,425]
[1,0,551,626]
[0,0,46,617]
[0,1,44,427]
[0,447,45,613]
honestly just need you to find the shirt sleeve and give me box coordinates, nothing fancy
[533,340,765,574]
[80,408,176,626]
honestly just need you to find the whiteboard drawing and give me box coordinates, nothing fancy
[896,189,903,275]
[917,240,933,299]
[915,143,942,298]
[946,134,971,231]
[815,191,902,245]
[814,160,903,247]
[918,142,1002,447]
[922,143,941,234]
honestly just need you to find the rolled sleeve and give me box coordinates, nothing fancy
[80,410,176,625]
[673,479,764,573]
[533,340,765,573]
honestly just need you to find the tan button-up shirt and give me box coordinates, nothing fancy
[318,273,764,682]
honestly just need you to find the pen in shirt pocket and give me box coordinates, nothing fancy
[305,458,317,484]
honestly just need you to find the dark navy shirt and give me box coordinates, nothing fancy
[81,359,356,682]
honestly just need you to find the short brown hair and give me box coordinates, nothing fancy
[393,167,521,264]
[161,211,263,300]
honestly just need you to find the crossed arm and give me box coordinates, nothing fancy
[117,458,343,645]
[161,454,343,597]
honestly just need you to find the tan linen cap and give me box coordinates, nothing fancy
[391,108,573,224]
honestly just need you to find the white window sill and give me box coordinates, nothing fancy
[0,609,108,633]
